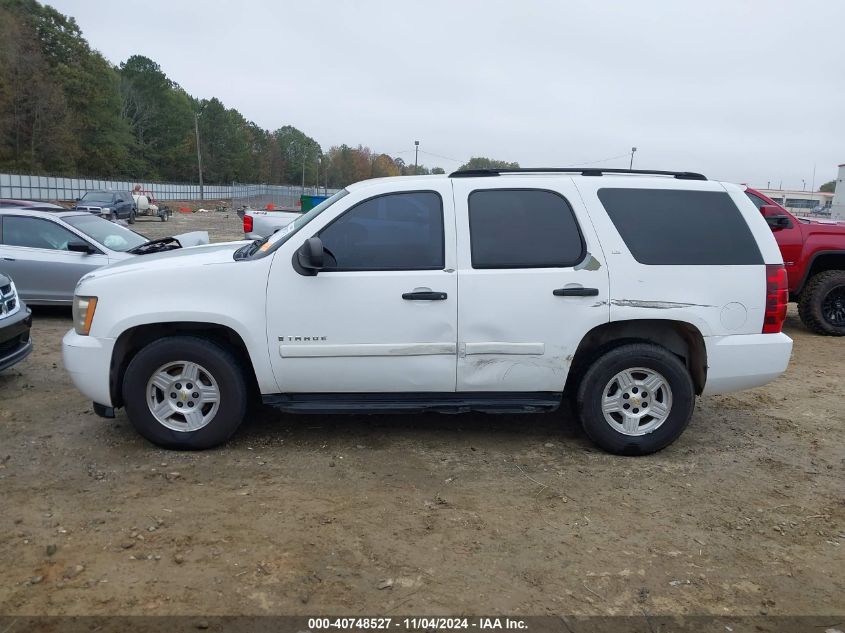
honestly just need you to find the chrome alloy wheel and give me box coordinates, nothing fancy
[601,367,673,436]
[146,361,220,432]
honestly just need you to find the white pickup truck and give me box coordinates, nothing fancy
[242,208,300,240]
[62,168,793,455]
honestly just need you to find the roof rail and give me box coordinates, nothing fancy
[449,168,708,181]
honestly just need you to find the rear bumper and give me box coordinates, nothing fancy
[702,332,793,395]
[62,330,115,407]
[0,307,33,371]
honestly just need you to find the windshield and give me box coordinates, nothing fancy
[64,214,147,252]
[251,189,349,258]
[79,192,114,205]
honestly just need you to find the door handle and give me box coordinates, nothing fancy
[402,291,447,301]
[553,287,599,297]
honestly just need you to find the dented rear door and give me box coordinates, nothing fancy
[453,177,610,393]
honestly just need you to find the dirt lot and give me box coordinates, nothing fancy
[0,211,843,617]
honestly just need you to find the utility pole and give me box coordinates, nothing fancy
[194,113,204,201]
[629,147,637,170]
[414,140,420,175]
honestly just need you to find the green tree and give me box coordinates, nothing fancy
[400,163,430,176]
[119,55,195,180]
[17,0,132,175]
[431,167,446,175]
[273,125,322,186]
[0,6,73,173]
[371,153,400,178]
[819,180,836,193]
[457,156,520,171]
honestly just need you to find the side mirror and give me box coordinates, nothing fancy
[760,207,793,230]
[293,237,325,276]
[67,240,94,254]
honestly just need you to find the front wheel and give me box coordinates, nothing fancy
[122,336,248,449]
[128,210,136,224]
[576,343,695,455]
[798,270,845,336]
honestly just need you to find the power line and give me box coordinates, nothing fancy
[418,149,463,163]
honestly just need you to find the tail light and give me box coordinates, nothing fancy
[762,264,788,334]
[243,214,253,233]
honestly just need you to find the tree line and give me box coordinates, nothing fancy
[0,0,518,189]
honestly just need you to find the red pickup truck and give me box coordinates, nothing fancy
[745,187,845,336]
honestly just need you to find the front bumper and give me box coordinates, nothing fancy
[62,330,116,406]
[702,332,793,395]
[0,307,33,371]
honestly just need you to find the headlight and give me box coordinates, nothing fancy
[72,296,98,335]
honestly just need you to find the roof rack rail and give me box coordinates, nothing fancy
[449,168,707,181]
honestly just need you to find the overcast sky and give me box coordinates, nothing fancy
[49,0,844,188]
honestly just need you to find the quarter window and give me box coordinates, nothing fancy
[468,189,584,269]
[1,216,83,251]
[319,191,444,271]
[597,188,763,265]
[746,191,769,210]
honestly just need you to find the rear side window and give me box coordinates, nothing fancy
[597,188,762,265]
[319,191,444,270]
[468,189,584,268]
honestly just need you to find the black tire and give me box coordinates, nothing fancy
[576,343,695,456]
[128,210,136,224]
[797,271,845,336]
[122,336,248,450]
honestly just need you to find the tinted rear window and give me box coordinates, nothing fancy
[468,189,584,268]
[597,188,762,265]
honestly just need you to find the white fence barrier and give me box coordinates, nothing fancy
[0,173,335,203]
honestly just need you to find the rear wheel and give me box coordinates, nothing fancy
[576,343,695,455]
[798,271,845,336]
[122,336,248,449]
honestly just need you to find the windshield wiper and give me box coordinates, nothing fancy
[235,237,267,260]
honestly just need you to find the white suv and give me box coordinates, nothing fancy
[62,168,793,455]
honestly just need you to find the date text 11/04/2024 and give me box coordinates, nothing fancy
[307,618,528,630]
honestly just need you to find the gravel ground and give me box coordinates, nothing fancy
[0,211,842,616]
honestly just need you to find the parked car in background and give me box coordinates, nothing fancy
[242,207,301,239]
[63,169,791,455]
[72,190,137,223]
[0,199,64,209]
[0,273,33,372]
[745,186,845,336]
[0,207,209,304]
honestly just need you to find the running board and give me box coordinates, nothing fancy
[261,392,562,415]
